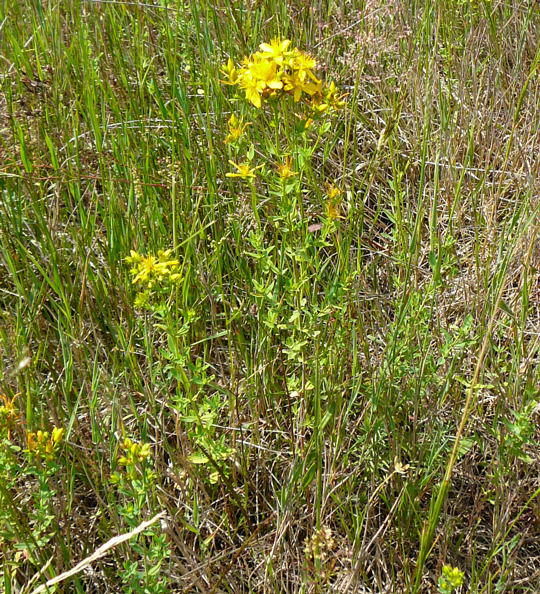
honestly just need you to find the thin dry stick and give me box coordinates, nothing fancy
[29,512,166,594]
[82,0,177,9]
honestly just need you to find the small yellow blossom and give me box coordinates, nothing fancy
[259,38,291,64]
[134,291,151,309]
[311,80,347,113]
[238,72,267,108]
[324,183,344,220]
[289,48,317,74]
[118,438,152,465]
[325,200,342,221]
[325,183,342,200]
[283,71,321,102]
[27,426,64,461]
[248,55,283,90]
[220,58,238,85]
[226,160,263,179]
[276,156,297,179]
[114,437,153,482]
[52,427,64,443]
[0,393,19,437]
[224,114,251,144]
[438,565,465,593]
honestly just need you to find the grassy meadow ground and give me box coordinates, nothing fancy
[0,0,539,591]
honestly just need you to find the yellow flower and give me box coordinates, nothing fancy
[325,200,342,221]
[220,58,238,85]
[312,80,347,113]
[224,114,251,144]
[226,160,263,179]
[118,438,152,466]
[325,81,343,100]
[237,72,266,108]
[221,40,330,108]
[27,426,64,461]
[247,55,284,90]
[0,393,19,437]
[134,291,150,308]
[52,427,64,443]
[276,156,297,179]
[259,38,291,64]
[324,183,344,220]
[325,183,342,200]
[439,565,465,591]
[282,72,305,102]
[289,48,317,74]
[283,71,321,102]
[299,116,314,130]
[125,249,180,289]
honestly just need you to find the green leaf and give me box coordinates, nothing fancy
[188,452,209,464]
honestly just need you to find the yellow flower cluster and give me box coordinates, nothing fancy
[125,249,180,289]
[111,438,154,483]
[222,38,345,110]
[26,427,64,461]
[0,394,18,437]
[439,565,465,592]
[324,183,344,220]
[118,437,152,466]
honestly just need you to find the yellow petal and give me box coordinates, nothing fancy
[246,89,262,108]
